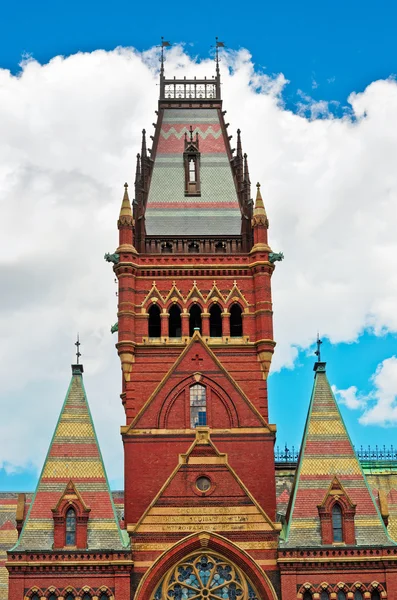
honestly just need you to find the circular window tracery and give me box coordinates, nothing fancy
[152,552,259,599]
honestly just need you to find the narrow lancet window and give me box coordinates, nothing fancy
[65,508,76,545]
[184,126,201,195]
[332,503,343,542]
[371,592,380,600]
[190,384,207,428]
[169,305,182,338]
[321,592,329,600]
[148,304,161,338]
[337,591,346,600]
[189,305,202,336]
[303,593,312,600]
[210,304,223,337]
[230,304,243,337]
[354,591,363,600]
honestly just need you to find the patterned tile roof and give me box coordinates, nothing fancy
[283,363,392,547]
[145,108,242,236]
[14,366,126,551]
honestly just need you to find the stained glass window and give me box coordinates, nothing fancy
[65,507,76,545]
[190,385,206,428]
[332,504,343,542]
[152,552,260,599]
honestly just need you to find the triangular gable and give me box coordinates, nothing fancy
[126,332,268,432]
[131,429,280,537]
[14,366,126,551]
[225,281,249,308]
[283,362,392,547]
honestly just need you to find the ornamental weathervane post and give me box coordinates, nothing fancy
[314,332,322,362]
[75,334,81,365]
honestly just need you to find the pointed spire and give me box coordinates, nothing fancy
[236,129,242,158]
[283,364,390,547]
[14,365,126,550]
[141,128,147,159]
[253,183,267,224]
[243,153,250,183]
[119,182,132,219]
[134,153,141,185]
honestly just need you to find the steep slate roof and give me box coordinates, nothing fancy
[283,362,392,547]
[14,365,126,551]
[145,108,242,236]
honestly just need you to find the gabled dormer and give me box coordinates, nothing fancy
[184,125,201,195]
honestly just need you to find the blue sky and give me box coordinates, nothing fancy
[0,0,396,491]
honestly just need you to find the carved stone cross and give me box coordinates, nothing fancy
[192,354,203,363]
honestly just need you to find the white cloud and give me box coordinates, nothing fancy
[334,357,397,426]
[1,46,397,480]
[333,385,366,410]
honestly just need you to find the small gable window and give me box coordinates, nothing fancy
[65,508,76,545]
[332,503,343,542]
[209,304,223,337]
[190,384,207,428]
[169,304,182,338]
[148,304,161,338]
[230,304,243,337]
[184,126,201,196]
[189,305,202,336]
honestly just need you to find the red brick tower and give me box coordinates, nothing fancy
[109,50,283,598]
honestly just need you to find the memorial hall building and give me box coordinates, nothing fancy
[1,53,397,600]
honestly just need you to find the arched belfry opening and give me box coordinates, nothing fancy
[230,303,243,337]
[189,304,202,336]
[148,304,161,338]
[209,304,223,337]
[168,304,182,338]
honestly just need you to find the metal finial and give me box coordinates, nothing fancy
[160,37,171,76]
[214,37,225,76]
[314,333,323,362]
[75,334,81,365]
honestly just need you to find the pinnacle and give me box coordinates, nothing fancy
[119,182,132,219]
[255,182,265,212]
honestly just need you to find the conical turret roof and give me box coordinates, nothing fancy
[15,365,126,551]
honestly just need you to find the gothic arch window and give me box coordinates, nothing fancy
[190,384,207,428]
[371,592,381,600]
[82,594,92,600]
[148,304,161,338]
[230,303,243,337]
[209,304,223,337]
[30,595,40,600]
[189,304,202,336]
[337,591,346,600]
[354,591,363,600]
[303,593,312,600]
[184,127,201,196]
[169,304,182,338]
[332,503,343,542]
[65,594,75,600]
[151,552,260,599]
[65,508,76,546]
[320,592,329,600]
[48,595,57,600]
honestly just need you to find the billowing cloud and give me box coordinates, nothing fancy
[1,45,397,480]
[334,357,397,426]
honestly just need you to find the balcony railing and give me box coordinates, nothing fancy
[275,445,397,465]
[160,77,221,101]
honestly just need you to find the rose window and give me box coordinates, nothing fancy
[153,553,259,600]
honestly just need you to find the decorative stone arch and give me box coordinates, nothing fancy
[368,581,387,597]
[134,531,278,600]
[44,588,61,599]
[61,586,79,598]
[142,294,164,313]
[333,582,349,595]
[95,587,114,599]
[158,374,239,429]
[318,581,333,594]
[79,585,95,598]
[24,587,44,600]
[351,581,366,593]
[297,582,316,598]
